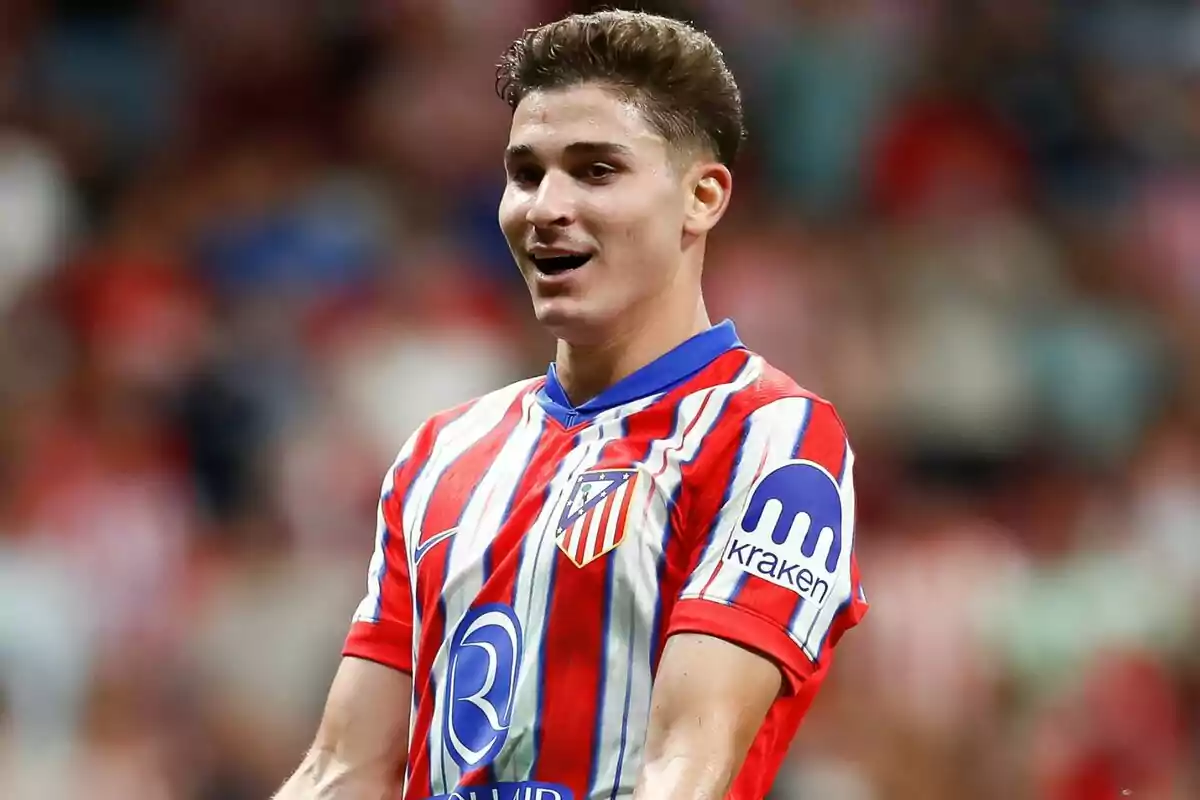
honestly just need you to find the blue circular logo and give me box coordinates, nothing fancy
[443,604,523,769]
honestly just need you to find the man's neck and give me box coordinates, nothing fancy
[554,298,712,407]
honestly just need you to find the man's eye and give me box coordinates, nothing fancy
[583,163,617,182]
[511,167,542,186]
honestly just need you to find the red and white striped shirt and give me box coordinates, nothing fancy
[344,321,868,800]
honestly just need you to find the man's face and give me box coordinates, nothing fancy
[498,83,691,344]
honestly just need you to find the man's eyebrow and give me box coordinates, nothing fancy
[563,141,635,158]
[504,141,635,164]
[504,144,534,164]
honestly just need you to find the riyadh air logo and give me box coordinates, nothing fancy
[428,782,574,800]
[722,460,844,607]
[443,604,523,769]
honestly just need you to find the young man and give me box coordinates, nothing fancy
[275,10,867,800]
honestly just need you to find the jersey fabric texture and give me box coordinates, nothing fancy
[343,320,869,800]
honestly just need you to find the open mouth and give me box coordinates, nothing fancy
[530,254,593,275]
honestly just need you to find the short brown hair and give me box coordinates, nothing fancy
[496,10,744,166]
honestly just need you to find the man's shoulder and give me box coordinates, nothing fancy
[717,351,845,433]
[429,375,543,429]
[399,375,544,458]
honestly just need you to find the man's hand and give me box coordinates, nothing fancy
[274,656,412,800]
[632,633,782,800]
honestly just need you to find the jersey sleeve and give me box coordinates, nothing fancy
[669,397,868,694]
[342,429,424,673]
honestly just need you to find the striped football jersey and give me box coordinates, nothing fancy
[343,320,868,800]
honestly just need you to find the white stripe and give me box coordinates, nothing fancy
[353,428,423,624]
[794,445,856,655]
[592,357,762,797]
[683,397,813,604]
[428,391,547,793]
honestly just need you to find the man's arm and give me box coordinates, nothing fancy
[632,633,781,800]
[274,656,412,800]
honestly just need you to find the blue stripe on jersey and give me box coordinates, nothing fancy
[525,565,562,780]
[371,453,412,622]
[650,480,684,666]
[730,400,813,604]
[537,320,744,427]
[609,583,640,800]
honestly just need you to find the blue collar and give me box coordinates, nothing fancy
[537,319,744,427]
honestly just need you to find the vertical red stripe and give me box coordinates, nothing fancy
[377,474,413,632]
[530,400,677,790]
[796,402,849,480]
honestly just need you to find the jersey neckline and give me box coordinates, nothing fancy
[536,319,745,428]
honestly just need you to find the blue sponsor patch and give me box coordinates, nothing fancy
[443,604,523,770]
[722,460,844,605]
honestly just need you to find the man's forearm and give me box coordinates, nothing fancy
[631,634,782,800]
[632,750,737,800]
[274,658,412,800]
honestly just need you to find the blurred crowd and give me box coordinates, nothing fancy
[0,0,1197,798]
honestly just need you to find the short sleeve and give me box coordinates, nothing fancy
[670,397,868,694]
[342,431,424,673]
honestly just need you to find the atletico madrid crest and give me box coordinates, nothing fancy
[555,468,641,568]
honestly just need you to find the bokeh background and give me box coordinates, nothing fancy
[0,0,1197,798]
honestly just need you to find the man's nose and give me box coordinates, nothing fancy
[526,172,575,229]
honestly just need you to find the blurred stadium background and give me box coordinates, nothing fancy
[0,0,1197,798]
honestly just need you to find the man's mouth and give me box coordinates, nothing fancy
[530,253,593,275]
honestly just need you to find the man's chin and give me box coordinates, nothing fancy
[532,300,609,346]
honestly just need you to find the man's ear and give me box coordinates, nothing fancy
[683,161,733,236]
